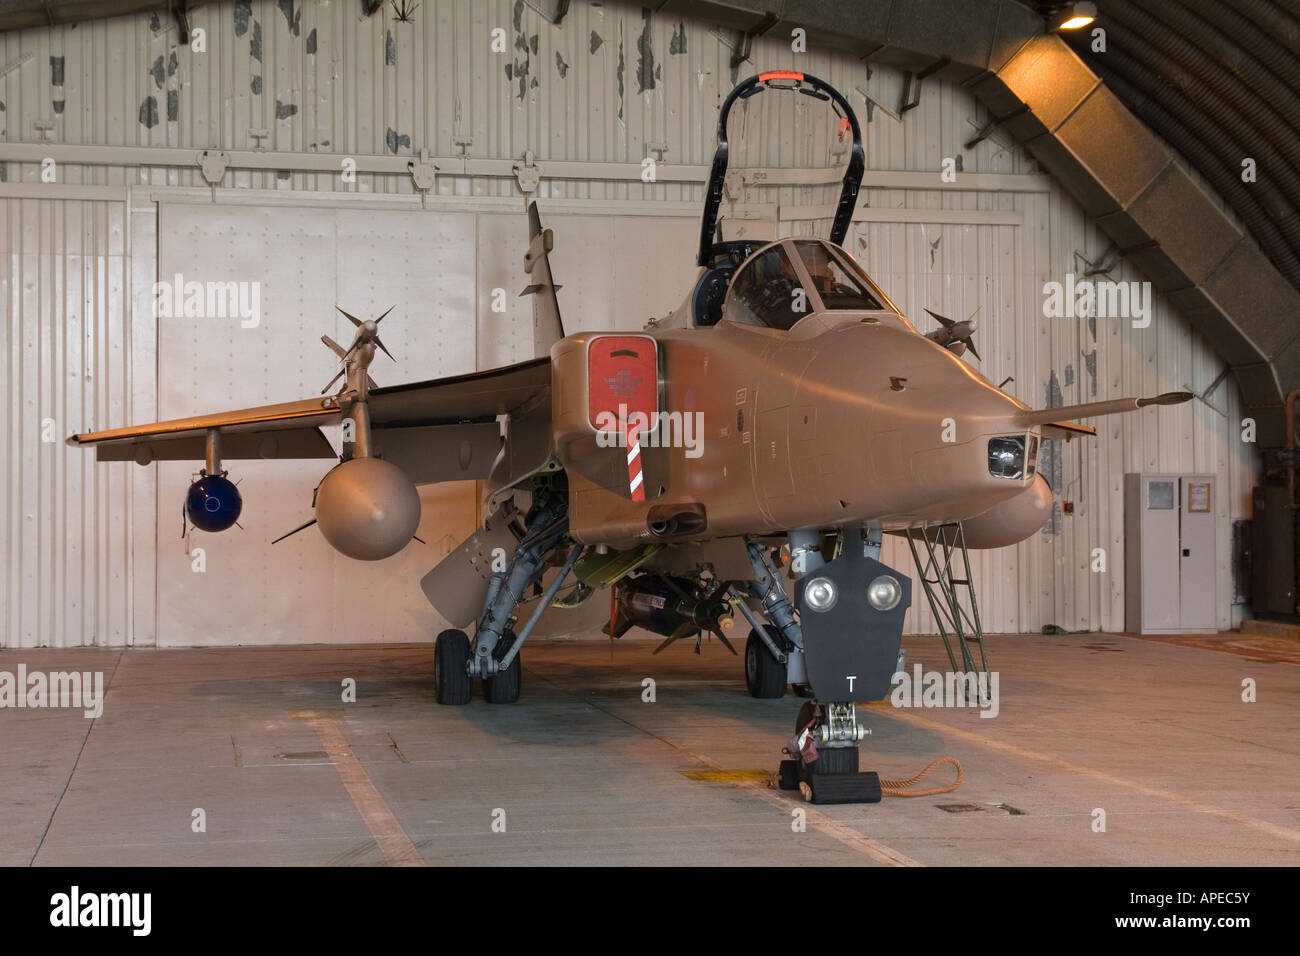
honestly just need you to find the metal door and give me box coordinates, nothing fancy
[1179,477,1216,630]
[1140,477,1180,631]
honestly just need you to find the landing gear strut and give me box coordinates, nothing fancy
[433,479,582,705]
[728,538,810,699]
[776,701,881,803]
[482,628,522,703]
[752,525,912,804]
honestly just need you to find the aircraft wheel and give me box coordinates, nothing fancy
[778,759,800,791]
[482,631,521,704]
[435,629,472,705]
[745,629,787,698]
[811,746,859,775]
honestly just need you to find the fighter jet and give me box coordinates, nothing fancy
[70,72,1190,802]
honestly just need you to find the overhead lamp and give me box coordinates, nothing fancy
[1052,2,1097,31]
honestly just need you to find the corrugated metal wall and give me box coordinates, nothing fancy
[1,198,147,647]
[0,0,1259,646]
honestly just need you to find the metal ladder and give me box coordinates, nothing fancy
[904,522,989,687]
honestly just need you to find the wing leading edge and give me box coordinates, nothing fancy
[68,357,552,474]
[67,397,341,462]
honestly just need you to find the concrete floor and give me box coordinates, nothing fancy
[3,630,1299,866]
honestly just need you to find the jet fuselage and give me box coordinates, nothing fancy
[553,307,1048,548]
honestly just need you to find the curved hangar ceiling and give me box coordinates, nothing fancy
[635,0,1300,448]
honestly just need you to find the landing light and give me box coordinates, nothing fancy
[988,436,1026,480]
[805,576,838,612]
[868,575,902,612]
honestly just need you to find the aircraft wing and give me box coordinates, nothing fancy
[67,397,341,462]
[68,358,553,482]
[368,358,553,483]
[367,357,550,425]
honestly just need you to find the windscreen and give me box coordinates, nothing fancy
[724,244,812,331]
[793,239,884,311]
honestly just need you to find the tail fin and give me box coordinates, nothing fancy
[520,201,566,358]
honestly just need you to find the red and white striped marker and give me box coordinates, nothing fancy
[626,420,645,502]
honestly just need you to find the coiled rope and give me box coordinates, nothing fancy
[880,756,963,797]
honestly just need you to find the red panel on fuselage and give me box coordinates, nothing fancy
[587,335,659,431]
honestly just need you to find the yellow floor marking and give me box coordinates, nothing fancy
[291,708,344,720]
[880,708,1300,845]
[306,715,426,867]
[680,769,771,783]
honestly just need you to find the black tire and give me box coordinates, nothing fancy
[482,630,521,704]
[810,745,859,775]
[435,629,472,705]
[744,629,787,698]
[778,759,800,791]
[795,700,819,731]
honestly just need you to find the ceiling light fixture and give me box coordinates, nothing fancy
[1053,2,1097,31]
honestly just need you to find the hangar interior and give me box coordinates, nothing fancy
[2,0,1299,868]
[2,0,1275,647]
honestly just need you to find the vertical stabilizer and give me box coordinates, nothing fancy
[521,201,566,357]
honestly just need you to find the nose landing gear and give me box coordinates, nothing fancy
[776,701,882,804]
[746,526,912,804]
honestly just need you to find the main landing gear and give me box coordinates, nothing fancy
[435,480,583,705]
[743,526,913,804]
[433,493,919,806]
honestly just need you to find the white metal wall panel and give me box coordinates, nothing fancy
[154,202,482,645]
[475,212,698,370]
[1,197,148,648]
[148,201,697,645]
[0,0,1262,646]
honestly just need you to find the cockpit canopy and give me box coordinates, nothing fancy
[721,238,891,330]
